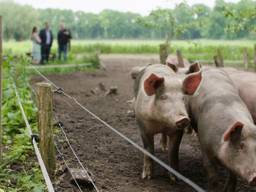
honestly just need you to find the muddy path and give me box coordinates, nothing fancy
[31,54,255,192]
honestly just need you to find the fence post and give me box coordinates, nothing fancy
[159,43,169,64]
[0,16,2,160]
[243,48,249,70]
[217,48,224,67]
[254,44,256,72]
[176,50,184,67]
[213,55,220,67]
[37,82,55,178]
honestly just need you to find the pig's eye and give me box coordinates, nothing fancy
[160,95,168,100]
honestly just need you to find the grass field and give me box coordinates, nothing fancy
[4,39,256,53]
[3,39,256,69]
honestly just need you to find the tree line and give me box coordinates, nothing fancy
[0,0,255,41]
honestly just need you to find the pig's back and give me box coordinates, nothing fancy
[190,69,251,150]
[190,69,238,119]
[200,69,240,109]
[226,70,256,123]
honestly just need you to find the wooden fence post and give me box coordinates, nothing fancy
[176,50,185,67]
[243,48,249,70]
[37,82,55,178]
[254,44,256,71]
[217,48,224,67]
[213,55,220,67]
[159,43,169,64]
[0,16,3,160]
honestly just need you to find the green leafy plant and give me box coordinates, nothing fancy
[0,55,45,191]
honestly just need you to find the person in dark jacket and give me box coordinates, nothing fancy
[57,23,72,61]
[39,22,53,64]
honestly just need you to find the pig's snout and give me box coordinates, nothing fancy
[176,117,190,129]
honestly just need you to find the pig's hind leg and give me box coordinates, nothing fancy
[168,130,184,183]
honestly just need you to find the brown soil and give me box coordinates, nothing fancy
[31,54,255,192]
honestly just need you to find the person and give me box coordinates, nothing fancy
[31,26,41,64]
[57,23,72,61]
[39,22,53,64]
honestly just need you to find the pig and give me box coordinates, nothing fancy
[133,63,199,181]
[224,69,256,124]
[131,63,196,151]
[185,63,256,191]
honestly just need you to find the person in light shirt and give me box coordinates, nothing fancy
[39,22,53,64]
[31,26,41,64]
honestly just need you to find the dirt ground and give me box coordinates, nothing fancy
[31,54,256,192]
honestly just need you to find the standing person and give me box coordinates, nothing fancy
[67,29,72,51]
[31,26,41,64]
[57,23,72,61]
[39,22,53,64]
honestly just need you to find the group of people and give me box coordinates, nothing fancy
[31,22,72,64]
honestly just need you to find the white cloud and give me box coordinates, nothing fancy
[14,0,240,15]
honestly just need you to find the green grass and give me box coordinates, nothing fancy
[27,63,96,75]
[71,39,256,47]
[4,39,256,54]
[3,39,256,69]
[71,39,256,67]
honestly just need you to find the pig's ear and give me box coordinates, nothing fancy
[144,73,164,96]
[166,63,178,73]
[223,121,244,142]
[186,62,201,74]
[182,70,202,95]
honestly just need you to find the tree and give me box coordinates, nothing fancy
[0,0,255,41]
[136,8,175,43]
[223,0,256,39]
[192,4,211,38]
[0,0,39,40]
[173,2,196,39]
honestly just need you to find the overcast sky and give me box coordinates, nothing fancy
[14,0,240,15]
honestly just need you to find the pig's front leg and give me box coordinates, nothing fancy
[141,133,154,179]
[168,130,184,183]
[202,153,219,192]
[223,172,237,192]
